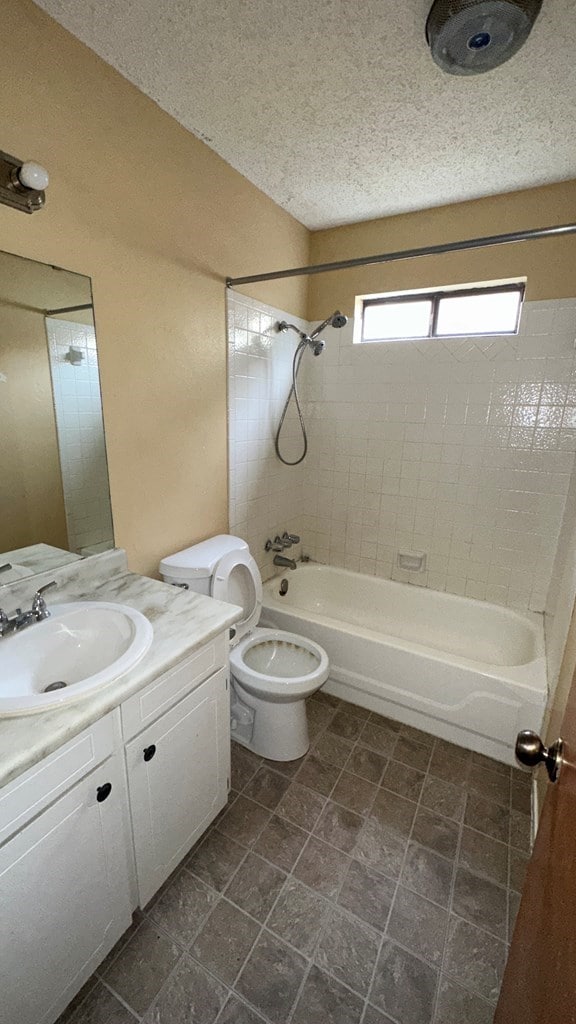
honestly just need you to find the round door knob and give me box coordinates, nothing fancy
[96,782,112,802]
[515,730,563,782]
[143,744,156,762]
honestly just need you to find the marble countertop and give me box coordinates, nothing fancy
[0,543,83,584]
[0,568,241,790]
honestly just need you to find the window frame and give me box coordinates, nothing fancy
[358,281,526,344]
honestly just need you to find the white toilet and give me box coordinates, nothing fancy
[160,535,329,760]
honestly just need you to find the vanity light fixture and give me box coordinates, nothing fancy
[0,149,49,214]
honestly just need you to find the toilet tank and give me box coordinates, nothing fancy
[159,534,249,595]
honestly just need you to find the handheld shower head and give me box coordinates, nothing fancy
[274,304,346,465]
[331,312,348,329]
[310,310,348,339]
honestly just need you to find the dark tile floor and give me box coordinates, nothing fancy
[57,692,532,1024]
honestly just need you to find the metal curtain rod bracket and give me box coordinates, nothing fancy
[226,222,576,288]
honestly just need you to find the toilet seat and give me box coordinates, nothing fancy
[230,627,329,702]
[211,549,262,643]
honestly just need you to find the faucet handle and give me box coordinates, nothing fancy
[265,538,283,552]
[275,535,292,549]
[36,580,58,598]
[32,580,58,620]
[282,532,300,545]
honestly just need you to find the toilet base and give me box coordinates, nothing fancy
[230,676,312,761]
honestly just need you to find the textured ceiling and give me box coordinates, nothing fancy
[35,0,576,229]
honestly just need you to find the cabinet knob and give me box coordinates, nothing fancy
[96,782,112,802]
[143,744,156,762]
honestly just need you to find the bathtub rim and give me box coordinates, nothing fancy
[262,563,546,693]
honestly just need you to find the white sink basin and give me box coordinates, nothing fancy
[0,602,154,716]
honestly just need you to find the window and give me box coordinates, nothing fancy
[356,281,525,344]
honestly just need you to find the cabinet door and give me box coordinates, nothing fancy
[126,666,230,906]
[0,754,132,1024]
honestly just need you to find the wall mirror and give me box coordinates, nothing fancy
[0,249,113,586]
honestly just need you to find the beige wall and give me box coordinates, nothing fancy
[0,0,309,577]
[0,302,68,550]
[308,181,576,318]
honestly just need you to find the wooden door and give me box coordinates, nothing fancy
[494,665,576,1023]
[126,666,229,907]
[0,754,132,1024]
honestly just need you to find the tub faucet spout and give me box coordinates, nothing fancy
[273,554,297,571]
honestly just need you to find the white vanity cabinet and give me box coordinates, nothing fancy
[0,717,133,1024]
[0,630,231,1024]
[123,637,230,906]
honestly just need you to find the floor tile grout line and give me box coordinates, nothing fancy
[226,985,282,1024]
[221,804,332,1024]
[429,732,474,1019]
[97,972,147,1021]
[434,757,514,1011]
[67,975,141,1024]
[281,863,385,1023]
[362,730,434,1022]
[284,960,314,1024]
[148,841,260,959]
[225,888,292,1017]
[432,790,466,1022]
[95,915,148,980]
[213,991,272,1024]
[411,727,510,1016]
[58,979,99,1024]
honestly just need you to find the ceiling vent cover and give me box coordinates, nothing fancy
[426,0,543,75]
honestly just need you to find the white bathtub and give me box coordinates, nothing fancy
[260,564,547,765]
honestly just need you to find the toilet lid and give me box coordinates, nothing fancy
[211,549,262,642]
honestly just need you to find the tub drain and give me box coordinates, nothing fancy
[43,681,67,692]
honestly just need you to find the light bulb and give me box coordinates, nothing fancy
[18,161,49,191]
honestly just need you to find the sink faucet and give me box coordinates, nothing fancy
[31,581,58,621]
[0,581,58,638]
[273,554,297,571]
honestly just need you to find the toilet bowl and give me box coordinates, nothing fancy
[160,535,330,760]
[230,627,329,760]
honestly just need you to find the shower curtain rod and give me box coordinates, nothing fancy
[45,303,93,315]
[226,222,576,288]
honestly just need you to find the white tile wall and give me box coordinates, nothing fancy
[303,298,576,612]
[227,293,308,579]
[45,318,114,555]
[228,294,576,613]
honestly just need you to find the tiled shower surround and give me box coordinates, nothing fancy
[57,696,530,1024]
[228,291,576,615]
[227,297,309,580]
